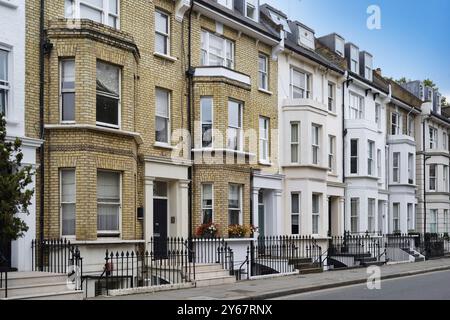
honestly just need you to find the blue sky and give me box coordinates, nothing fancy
[264,0,450,100]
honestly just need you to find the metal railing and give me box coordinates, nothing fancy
[414,233,450,259]
[31,239,83,290]
[0,267,7,299]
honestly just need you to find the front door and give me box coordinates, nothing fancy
[328,197,332,237]
[153,199,168,259]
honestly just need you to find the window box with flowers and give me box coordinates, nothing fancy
[195,223,219,238]
[228,225,258,238]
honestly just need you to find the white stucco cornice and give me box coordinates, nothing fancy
[174,0,191,22]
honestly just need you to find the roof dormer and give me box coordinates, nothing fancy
[217,0,233,10]
[359,51,373,81]
[265,5,291,36]
[317,33,345,57]
[345,43,359,74]
[297,22,315,50]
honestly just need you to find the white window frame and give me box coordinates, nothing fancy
[393,152,400,183]
[217,0,233,10]
[60,59,76,123]
[444,132,448,150]
[311,124,320,165]
[155,9,170,56]
[350,198,359,233]
[377,149,382,178]
[291,192,301,235]
[200,96,214,149]
[349,92,364,119]
[430,209,438,234]
[393,203,400,232]
[96,61,121,129]
[228,184,243,226]
[258,53,269,91]
[328,82,335,112]
[290,122,300,164]
[429,127,438,149]
[368,140,375,176]
[290,68,311,99]
[368,198,375,233]
[227,99,243,151]
[350,139,359,174]
[350,46,359,73]
[0,46,11,117]
[259,116,270,162]
[429,164,437,191]
[391,112,400,135]
[328,135,335,172]
[312,194,320,235]
[375,103,381,129]
[60,169,76,237]
[201,183,214,224]
[201,30,235,69]
[444,165,449,193]
[65,0,120,29]
[407,203,414,231]
[97,170,122,237]
[408,153,414,184]
[444,209,449,234]
[245,0,257,20]
[155,88,171,145]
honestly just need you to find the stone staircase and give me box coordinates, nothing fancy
[0,272,83,300]
[194,264,236,288]
[289,258,323,275]
[402,248,426,262]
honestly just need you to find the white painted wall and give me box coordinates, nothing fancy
[1,0,41,271]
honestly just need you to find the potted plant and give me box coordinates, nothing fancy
[228,225,257,238]
[195,223,219,238]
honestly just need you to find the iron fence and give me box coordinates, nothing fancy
[31,239,83,290]
[0,267,7,299]
[414,233,450,259]
[329,234,381,259]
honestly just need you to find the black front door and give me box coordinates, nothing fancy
[153,199,168,259]
[328,197,332,237]
[0,240,11,269]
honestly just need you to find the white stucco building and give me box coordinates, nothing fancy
[1,0,42,271]
[261,6,346,238]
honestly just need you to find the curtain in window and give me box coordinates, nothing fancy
[97,171,120,232]
[96,62,119,96]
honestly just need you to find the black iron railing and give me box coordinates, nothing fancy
[328,233,382,265]
[251,236,322,277]
[0,267,7,299]
[414,233,450,259]
[31,239,83,290]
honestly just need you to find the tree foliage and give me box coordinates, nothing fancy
[0,114,34,244]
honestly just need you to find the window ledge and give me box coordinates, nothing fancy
[192,148,256,158]
[327,111,338,117]
[0,0,18,9]
[258,160,273,166]
[154,142,177,150]
[153,52,178,62]
[258,88,273,95]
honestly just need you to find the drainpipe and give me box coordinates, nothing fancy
[342,71,350,234]
[38,0,45,271]
[186,0,195,239]
[423,118,428,236]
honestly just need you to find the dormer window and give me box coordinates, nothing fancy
[217,0,233,10]
[335,37,345,57]
[363,53,373,81]
[298,26,315,50]
[346,44,359,73]
[245,0,258,21]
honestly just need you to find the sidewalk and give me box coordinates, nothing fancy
[93,258,450,300]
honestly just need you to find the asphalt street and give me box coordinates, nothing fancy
[272,270,450,300]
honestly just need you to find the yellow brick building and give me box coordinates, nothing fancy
[25,0,282,265]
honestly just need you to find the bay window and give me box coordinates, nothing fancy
[328,135,335,172]
[408,153,414,184]
[65,0,120,28]
[96,61,120,128]
[290,122,300,163]
[368,140,375,176]
[155,10,170,55]
[60,59,75,122]
[227,100,243,151]
[201,30,234,69]
[407,203,414,231]
[391,112,400,135]
[393,152,400,183]
[201,97,213,148]
[375,103,381,129]
[430,209,438,233]
[155,88,171,144]
[228,184,242,226]
[429,164,436,191]
[202,184,214,224]
[291,193,300,235]
[349,93,364,119]
[61,169,76,236]
[291,68,311,99]
[0,48,9,116]
[259,117,270,162]
[393,203,400,232]
[444,165,449,193]
[350,139,358,174]
[312,124,320,165]
[429,127,438,149]
[351,198,359,233]
[368,199,375,233]
[97,171,121,236]
[328,82,335,112]
[312,194,320,235]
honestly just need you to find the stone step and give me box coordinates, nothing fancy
[195,264,225,273]
[292,263,317,270]
[361,261,385,267]
[0,282,70,298]
[195,270,231,280]
[5,272,67,287]
[288,258,313,265]
[195,276,236,288]
[298,267,323,275]
[3,290,84,301]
